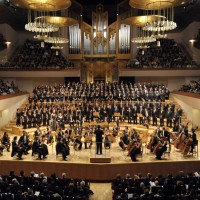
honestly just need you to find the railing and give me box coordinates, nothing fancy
[0,92,29,100]
[172,91,200,99]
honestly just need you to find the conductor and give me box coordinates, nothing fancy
[95,125,104,155]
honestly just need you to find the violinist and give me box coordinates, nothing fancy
[155,137,168,160]
[128,138,142,162]
[45,130,54,144]
[18,131,32,154]
[34,126,41,139]
[104,128,111,149]
[11,136,25,160]
[84,127,93,149]
[0,137,5,156]
[130,129,139,141]
[56,138,68,161]
[2,132,11,152]
[119,130,130,151]
[112,124,119,137]
[155,126,162,138]
[32,137,47,160]
[73,131,82,151]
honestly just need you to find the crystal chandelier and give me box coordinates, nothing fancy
[10,0,72,39]
[142,1,177,33]
[45,37,69,44]
[25,11,59,34]
[129,0,191,39]
[132,27,156,43]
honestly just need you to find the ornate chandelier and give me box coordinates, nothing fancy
[45,37,69,43]
[25,12,59,34]
[142,1,177,33]
[10,0,72,38]
[123,15,163,49]
[129,0,190,37]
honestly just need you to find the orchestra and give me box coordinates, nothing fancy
[1,82,197,163]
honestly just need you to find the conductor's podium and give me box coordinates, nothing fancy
[90,142,111,163]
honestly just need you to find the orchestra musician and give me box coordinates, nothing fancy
[162,127,170,143]
[11,136,25,160]
[189,128,198,154]
[155,137,168,160]
[2,131,11,152]
[84,127,93,149]
[34,126,41,139]
[56,138,68,161]
[127,138,142,162]
[45,130,54,144]
[112,124,119,137]
[173,123,189,150]
[147,131,160,153]
[73,131,82,151]
[104,128,111,149]
[0,137,5,156]
[32,137,48,160]
[119,130,130,151]
[18,131,32,154]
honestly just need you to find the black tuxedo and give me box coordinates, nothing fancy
[95,127,104,154]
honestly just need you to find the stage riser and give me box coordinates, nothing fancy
[0,160,199,181]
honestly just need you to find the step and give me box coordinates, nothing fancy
[1,128,12,134]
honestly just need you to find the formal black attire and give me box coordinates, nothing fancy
[190,130,198,153]
[95,126,104,155]
[156,141,167,160]
[32,139,44,159]
[56,140,67,160]
[11,138,25,160]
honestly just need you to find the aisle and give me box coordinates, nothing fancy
[90,183,113,200]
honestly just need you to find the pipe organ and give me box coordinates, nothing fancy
[119,24,131,54]
[67,3,132,82]
[69,24,81,54]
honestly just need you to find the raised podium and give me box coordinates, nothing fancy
[90,142,111,163]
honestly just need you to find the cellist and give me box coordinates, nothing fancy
[155,137,168,160]
[128,137,142,162]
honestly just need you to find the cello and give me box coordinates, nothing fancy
[153,140,163,154]
[182,126,198,155]
[174,122,189,150]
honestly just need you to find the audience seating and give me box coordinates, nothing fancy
[0,171,93,200]
[112,171,200,200]
[0,40,74,70]
[127,39,189,69]
[179,79,200,94]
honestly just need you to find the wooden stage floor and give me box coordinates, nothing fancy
[0,129,199,181]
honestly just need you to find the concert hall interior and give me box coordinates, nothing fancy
[0,0,200,199]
